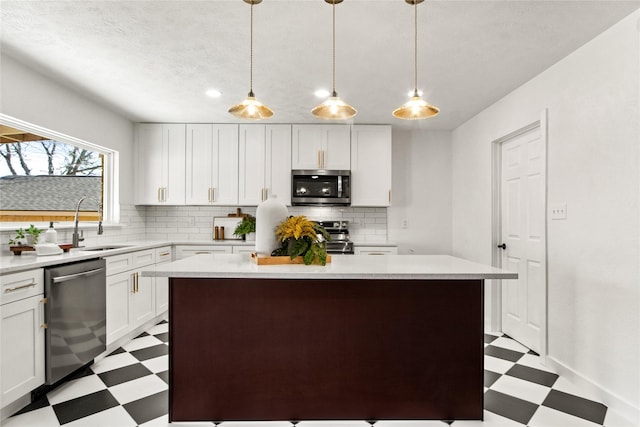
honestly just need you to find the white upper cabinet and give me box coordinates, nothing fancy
[186,124,239,205]
[350,125,392,207]
[135,123,186,205]
[291,125,350,170]
[239,125,292,206]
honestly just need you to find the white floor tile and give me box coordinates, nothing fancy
[221,423,292,427]
[137,414,170,426]
[484,355,516,374]
[122,335,164,352]
[452,410,525,426]
[489,374,551,405]
[90,352,139,374]
[108,374,168,405]
[298,422,369,427]
[146,323,169,335]
[374,421,445,427]
[489,337,530,354]
[141,354,169,373]
[2,406,60,427]
[603,408,636,426]
[64,405,137,427]
[527,405,601,426]
[47,374,107,405]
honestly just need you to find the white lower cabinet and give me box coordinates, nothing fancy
[354,246,398,255]
[175,245,233,260]
[0,269,45,408]
[105,249,157,345]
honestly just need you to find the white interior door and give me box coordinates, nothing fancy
[500,125,546,353]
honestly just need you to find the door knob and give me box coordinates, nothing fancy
[497,243,507,250]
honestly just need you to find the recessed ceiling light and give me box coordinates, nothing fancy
[206,89,222,98]
[408,89,423,97]
[314,89,330,98]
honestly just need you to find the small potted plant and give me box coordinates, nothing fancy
[8,225,43,255]
[233,215,256,241]
[272,216,331,265]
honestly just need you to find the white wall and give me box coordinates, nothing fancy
[388,129,452,254]
[0,53,135,204]
[452,10,640,423]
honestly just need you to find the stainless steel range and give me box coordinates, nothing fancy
[315,220,354,255]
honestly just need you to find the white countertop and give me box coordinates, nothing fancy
[144,254,517,280]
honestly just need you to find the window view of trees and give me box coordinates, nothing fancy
[0,126,103,221]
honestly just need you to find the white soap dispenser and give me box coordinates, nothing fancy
[45,221,58,244]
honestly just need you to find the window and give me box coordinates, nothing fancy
[0,116,118,223]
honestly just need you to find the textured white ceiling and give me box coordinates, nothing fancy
[1,0,638,130]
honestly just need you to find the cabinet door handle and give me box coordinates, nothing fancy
[212,187,215,203]
[318,151,322,168]
[322,150,326,168]
[40,297,47,329]
[207,188,211,203]
[264,187,268,200]
[163,187,167,202]
[389,190,392,204]
[158,187,162,202]
[4,281,36,293]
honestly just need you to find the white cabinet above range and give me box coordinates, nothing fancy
[292,125,351,170]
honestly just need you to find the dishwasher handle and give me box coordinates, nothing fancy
[52,267,105,284]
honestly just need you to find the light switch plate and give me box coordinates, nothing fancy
[550,203,567,220]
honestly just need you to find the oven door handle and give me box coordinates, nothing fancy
[52,268,105,283]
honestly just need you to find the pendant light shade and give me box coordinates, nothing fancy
[229,0,273,120]
[312,0,357,120]
[393,0,439,120]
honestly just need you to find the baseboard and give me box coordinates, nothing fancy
[545,355,639,426]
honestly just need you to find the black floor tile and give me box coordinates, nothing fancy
[484,389,538,425]
[52,389,119,425]
[484,333,499,344]
[542,389,607,425]
[157,370,169,384]
[108,347,125,356]
[484,344,524,362]
[130,343,169,361]
[159,319,168,324]
[136,331,150,338]
[63,364,96,382]
[484,369,502,388]
[98,363,153,387]
[123,390,168,425]
[506,364,558,387]
[12,396,50,416]
[154,331,169,343]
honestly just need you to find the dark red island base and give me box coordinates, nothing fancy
[169,277,484,423]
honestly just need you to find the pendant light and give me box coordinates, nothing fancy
[228,0,274,120]
[311,0,357,120]
[393,0,439,120]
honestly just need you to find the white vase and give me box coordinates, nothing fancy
[245,232,256,242]
[255,195,288,256]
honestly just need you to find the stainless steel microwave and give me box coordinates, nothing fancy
[291,170,351,206]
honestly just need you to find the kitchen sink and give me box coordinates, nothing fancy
[79,244,133,252]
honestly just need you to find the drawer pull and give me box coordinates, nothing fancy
[4,282,37,292]
[159,252,171,256]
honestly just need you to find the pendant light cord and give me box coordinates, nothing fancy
[332,1,336,95]
[413,0,418,95]
[249,2,254,95]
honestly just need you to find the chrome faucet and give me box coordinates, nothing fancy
[72,196,103,248]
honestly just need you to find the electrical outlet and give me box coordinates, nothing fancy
[550,203,567,220]
[401,219,408,229]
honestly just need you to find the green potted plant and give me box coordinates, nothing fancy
[272,216,331,265]
[233,215,256,241]
[8,225,43,255]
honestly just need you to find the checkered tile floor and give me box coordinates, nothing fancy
[4,322,624,426]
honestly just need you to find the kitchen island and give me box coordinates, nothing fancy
[147,254,517,423]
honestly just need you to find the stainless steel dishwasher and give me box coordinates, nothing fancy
[44,258,106,385]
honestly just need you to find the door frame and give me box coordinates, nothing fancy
[490,109,549,358]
